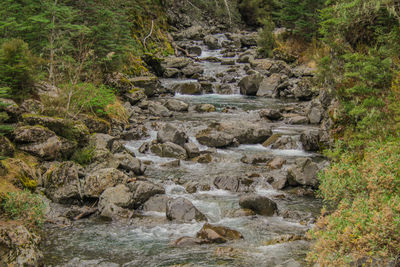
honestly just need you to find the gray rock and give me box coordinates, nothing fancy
[300,130,320,151]
[241,154,272,164]
[13,125,55,143]
[240,33,258,47]
[196,223,243,243]
[188,46,202,56]
[0,136,14,157]
[128,180,165,208]
[171,236,206,247]
[83,168,128,198]
[124,89,146,105]
[162,56,191,69]
[194,104,216,112]
[148,101,172,117]
[293,78,313,101]
[157,123,188,146]
[44,161,83,204]
[288,116,309,125]
[239,194,277,216]
[239,73,264,96]
[259,109,282,120]
[257,73,282,97]
[166,197,207,222]
[114,152,146,175]
[307,100,323,124]
[142,194,170,212]
[196,129,235,148]
[163,68,180,78]
[173,82,202,95]
[130,76,161,97]
[182,64,204,77]
[164,99,189,112]
[99,203,133,220]
[204,35,220,50]
[98,184,133,211]
[183,142,200,158]
[287,158,320,188]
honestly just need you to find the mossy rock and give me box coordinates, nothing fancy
[22,114,90,144]
[0,136,15,158]
[1,158,39,190]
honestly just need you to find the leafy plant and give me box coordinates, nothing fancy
[71,145,95,166]
[257,17,276,57]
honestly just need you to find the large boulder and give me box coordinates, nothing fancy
[173,82,202,95]
[157,123,188,146]
[161,56,191,69]
[164,99,189,112]
[13,125,55,143]
[184,142,200,158]
[114,152,146,175]
[293,78,313,101]
[0,225,42,266]
[78,114,110,134]
[239,194,277,216]
[150,142,187,160]
[22,114,90,144]
[300,130,320,151]
[148,101,172,117]
[130,76,161,97]
[44,161,83,204]
[142,194,170,212]
[124,89,147,105]
[166,197,207,222]
[196,223,243,243]
[204,35,220,50]
[259,109,282,121]
[127,180,165,209]
[287,158,320,188]
[182,64,204,77]
[239,73,264,96]
[257,73,282,97]
[98,184,134,212]
[196,129,235,148]
[83,168,128,198]
[214,176,253,192]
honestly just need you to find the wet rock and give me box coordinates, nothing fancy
[270,136,298,150]
[151,142,187,160]
[14,125,55,143]
[293,78,313,101]
[241,154,272,165]
[121,126,148,141]
[269,170,289,190]
[157,123,188,146]
[138,142,149,153]
[44,161,83,204]
[196,223,243,244]
[196,129,235,148]
[0,224,42,266]
[184,142,200,158]
[83,168,128,198]
[99,203,133,220]
[215,84,232,94]
[268,157,286,170]
[257,73,282,97]
[0,136,14,157]
[204,35,220,50]
[124,89,147,105]
[259,109,282,121]
[159,159,180,168]
[287,158,320,188]
[227,208,256,217]
[188,46,202,56]
[98,184,133,211]
[128,180,165,208]
[194,103,216,112]
[142,194,170,212]
[164,99,189,112]
[221,58,235,65]
[166,197,207,222]
[148,101,172,117]
[240,33,258,47]
[173,82,202,95]
[307,99,324,124]
[214,176,240,192]
[114,152,146,175]
[300,130,320,151]
[171,236,206,247]
[239,194,277,216]
[262,134,282,147]
[192,153,212,164]
[130,76,161,97]
[239,73,264,96]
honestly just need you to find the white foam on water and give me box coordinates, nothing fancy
[165,183,187,196]
[142,211,166,217]
[129,222,204,241]
[196,189,236,197]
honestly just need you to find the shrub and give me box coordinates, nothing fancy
[308,139,400,265]
[0,39,36,102]
[257,17,276,57]
[1,190,46,227]
[71,145,95,166]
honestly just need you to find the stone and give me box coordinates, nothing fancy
[184,142,200,158]
[240,154,272,165]
[18,135,65,161]
[214,176,240,192]
[204,35,220,50]
[288,116,309,125]
[221,58,236,65]
[164,99,189,112]
[287,158,320,188]
[196,223,243,243]
[114,152,146,175]
[13,125,55,143]
[166,197,207,222]
[124,89,147,105]
[188,46,202,56]
[239,73,264,96]
[196,129,235,148]
[127,180,165,208]
[259,109,282,121]
[227,208,256,217]
[239,194,277,216]
[268,157,286,170]
[98,184,133,211]
[0,136,14,158]
[240,33,258,47]
[182,64,204,77]
[78,114,110,134]
[163,68,180,78]
[269,171,289,190]
[159,159,180,168]
[120,126,148,141]
[142,194,169,212]
[148,101,172,117]
[151,142,187,160]
[257,74,282,97]
[300,130,320,151]
[307,100,323,124]
[83,168,128,198]
[194,104,216,113]
[161,56,191,69]
[44,161,83,204]
[130,76,161,97]
[293,78,313,101]
[192,153,212,164]
[173,82,202,95]
[171,237,206,247]
[99,203,133,220]
[0,224,42,266]
[157,123,188,146]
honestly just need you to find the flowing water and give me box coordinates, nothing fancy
[42,34,323,267]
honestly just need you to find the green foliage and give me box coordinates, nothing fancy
[1,190,46,227]
[257,18,276,57]
[71,145,95,166]
[238,0,279,26]
[0,87,14,136]
[0,39,36,102]
[309,139,400,265]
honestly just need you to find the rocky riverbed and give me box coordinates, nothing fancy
[1,28,333,266]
